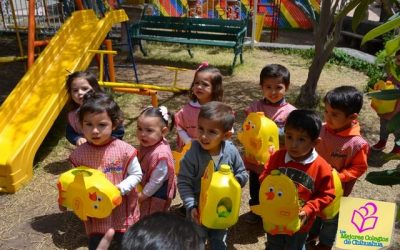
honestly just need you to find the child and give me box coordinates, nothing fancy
[136,106,176,218]
[174,63,223,150]
[121,212,203,250]
[244,64,296,223]
[259,109,335,250]
[309,86,369,249]
[65,71,124,146]
[178,101,248,250]
[371,50,400,155]
[68,92,142,250]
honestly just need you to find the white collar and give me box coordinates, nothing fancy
[284,148,318,165]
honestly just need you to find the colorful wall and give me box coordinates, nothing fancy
[149,0,320,29]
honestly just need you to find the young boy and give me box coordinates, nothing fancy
[259,110,335,250]
[177,101,249,250]
[309,86,369,249]
[244,64,296,223]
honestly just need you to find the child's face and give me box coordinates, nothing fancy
[137,116,167,147]
[192,71,213,104]
[261,77,287,104]
[81,111,114,146]
[70,78,94,106]
[197,117,228,155]
[284,126,317,162]
[324,103,355,132]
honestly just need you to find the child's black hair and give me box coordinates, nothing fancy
[65,71,103,110]
[285,109,322,141]
[139,106,173,130]
[121,212,203,250]
[260,64,290,87]
[78,92,123,127]
[324,86,363,116]
[189,64,223,102]
[198,101,234,132]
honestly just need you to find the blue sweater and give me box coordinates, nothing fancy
[177,140,248,210]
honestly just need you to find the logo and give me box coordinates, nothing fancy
[351,202,378,233]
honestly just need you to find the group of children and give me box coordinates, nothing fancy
[59,59,397,250]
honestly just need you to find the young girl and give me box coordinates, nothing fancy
[174,63,223,150]
[65,71,124,146]
[137,106,176,218]
[68,92,142,250]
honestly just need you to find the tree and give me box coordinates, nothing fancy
[293,0,374,108]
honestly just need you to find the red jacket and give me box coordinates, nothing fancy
[260,149,335,232]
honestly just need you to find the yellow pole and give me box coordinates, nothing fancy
[100,81,188,93]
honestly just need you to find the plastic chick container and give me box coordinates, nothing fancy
[199,161,241,229]
[57,166,122,221]
[251,169,301,235]
[321,168,343,219]
[370,80,397,114]
[238,112,279,166]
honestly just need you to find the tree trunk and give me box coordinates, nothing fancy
[295,0,344,108]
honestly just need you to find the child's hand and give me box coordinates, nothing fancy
[190,207,200,225]
[138,193,148,203]
[76,137,87,146]
[299,210,307,226]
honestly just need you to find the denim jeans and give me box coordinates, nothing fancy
[249,170,260,206]
[193,223,227,250]
[379,117,400,146]
[309,215,339,247]
[265,232,308,250]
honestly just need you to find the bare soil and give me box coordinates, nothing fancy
[0,35,399,250]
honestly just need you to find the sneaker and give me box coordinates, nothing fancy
[371,140,387,151]
[242,211,261,224]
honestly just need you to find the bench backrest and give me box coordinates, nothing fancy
[187,17,247,41]
[139,15,189,39]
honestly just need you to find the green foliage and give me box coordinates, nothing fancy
[362,14,400,46]
[271,48,384,88]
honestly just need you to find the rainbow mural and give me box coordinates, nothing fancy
[148,0,320,29]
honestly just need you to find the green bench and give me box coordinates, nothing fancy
[129,9,248,71]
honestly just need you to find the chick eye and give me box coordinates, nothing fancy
[97,196,103,202]
[93,204,98,209]
[277,191,283,197]
[268,187,274,192]
[252,125,255,129]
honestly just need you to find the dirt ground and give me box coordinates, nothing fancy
[0,34,399,250]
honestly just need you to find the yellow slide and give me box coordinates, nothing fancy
[0,9,128,193]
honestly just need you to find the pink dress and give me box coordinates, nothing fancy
[68,109,82,133]
[139,139,176,218]
[69,139,140,235]
[174,102,201,150]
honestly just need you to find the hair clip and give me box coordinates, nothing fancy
[159,106,169,122]
[196,61,209,71]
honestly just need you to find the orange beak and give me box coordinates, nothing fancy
[265,191,275,200]
[245,124,250,131]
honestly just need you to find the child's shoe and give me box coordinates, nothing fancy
[242,211,262,224]
[371,140,387,151]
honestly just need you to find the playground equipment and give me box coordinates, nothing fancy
[238,112,279,168]
[199,162,241,229]
[252,169,301,235]
[0,9,128,193]
[57,166,122,221]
